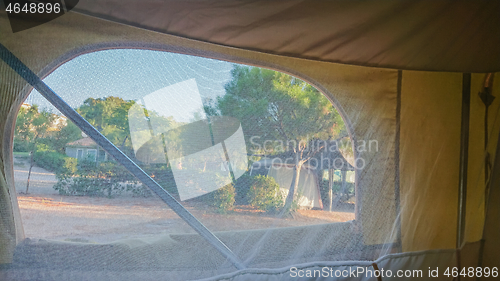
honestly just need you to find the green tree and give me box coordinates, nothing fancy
[14,105,56,193]
[49,120,82,153]
[211,66,346,213]
[77,97,181,164]
[77,97,136,155]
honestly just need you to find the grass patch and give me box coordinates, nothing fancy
[13,152,30,158]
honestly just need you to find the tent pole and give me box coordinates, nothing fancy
[0,44,246,270]
[457,73,471,249]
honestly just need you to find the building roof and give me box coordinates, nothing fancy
[66,137,98,148]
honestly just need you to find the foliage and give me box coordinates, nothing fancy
[139,164,178,198]
[126,183,153,198]
[54,159,148,198]
[76,97,183,163]
[247,175,284,213]
[208,65,347,211]
[33,150,68,173]
[16,99,182,197]
[15,105,61,193]
[77,97,136,156]
[47,120,82,153]
[319,178,355,205]
[334,181,355,202]
[211,66,346,152]
[181,171,236,212]
[62,157,78,174]
[233,172,253,205]
[53,158,179,199]
[13,139,30,152]
[15,104,82,155]
[14,105,56,151]
[210,183,236,213]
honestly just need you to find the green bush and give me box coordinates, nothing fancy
[126,184,153,198]
[54,175,116,197]
[35,143,51,152]
[247,175,284,213]
[54,160,148,198]
[185,171,236,213]
[233,173,253,205]
[33,151,68,173]
[319,178,355,204]
[62,157,78,174]
[211,183,236,213]
[13,140,30,152]
[139,164,178,198]
[335,181,355,202]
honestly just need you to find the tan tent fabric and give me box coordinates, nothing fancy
[72,0,500,73]
[400,71,462,251]
[0,157,16,264]
[401,72,500,251]
[465,74,500,244]
[0,0,499,279]
[482,109,500,279]
[0,60,27,264]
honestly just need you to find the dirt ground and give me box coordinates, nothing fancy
[14,156,355,243]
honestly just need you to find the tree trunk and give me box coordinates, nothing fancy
[283,151,302,213]
[26,136,39,194]
[121,135,128,149]
[328,168,334,212]
[26,150,34,194]
[341,169,347,201]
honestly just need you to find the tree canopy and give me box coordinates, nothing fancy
[210,66,346,154]
[209,65,347,212]
[14,105,56,152]
[77,97,136,154]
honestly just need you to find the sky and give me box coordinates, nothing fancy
[26,49,250,200]
[26,49,235,115]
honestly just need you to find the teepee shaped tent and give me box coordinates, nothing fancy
[0,1,499,280]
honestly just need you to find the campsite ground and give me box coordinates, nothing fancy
[13,156,355,243]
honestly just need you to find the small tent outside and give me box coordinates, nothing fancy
[251,159,323,209]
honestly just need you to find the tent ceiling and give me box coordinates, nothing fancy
[72,0,500,73]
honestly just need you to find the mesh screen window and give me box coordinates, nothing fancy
[14,49,355,245]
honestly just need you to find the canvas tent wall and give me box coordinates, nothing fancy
[0,1,499,280]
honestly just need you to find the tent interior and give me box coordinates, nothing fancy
[0,1,499,280]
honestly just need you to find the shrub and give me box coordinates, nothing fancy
[54,175,117,197]
[319,178,355,205]
[233,172,253,205]
[62,157,78,174]
[13,140,30,152]
[335,181,355,202]
[33,150,68,173]
[185,171,236,213]
[126,184,153,197]
[139,164,178,198]
[247,175,284,213]
[54,160,148,198]
[35,143,51,152]
[211,183,236,213]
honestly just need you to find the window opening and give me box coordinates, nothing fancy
[76,149,83,160]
